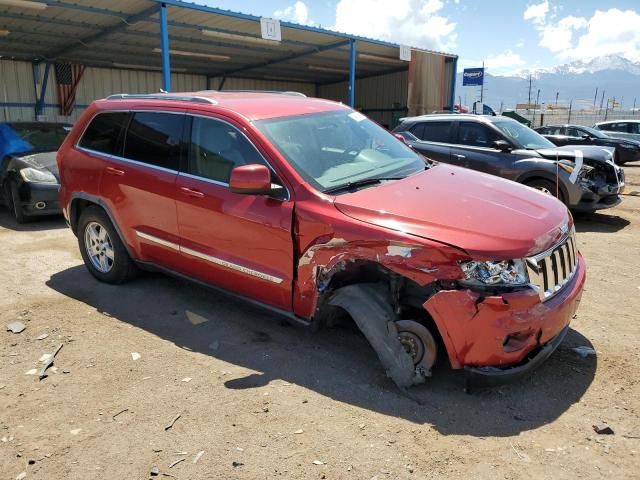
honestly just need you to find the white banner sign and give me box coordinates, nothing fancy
[260,17,282,42]
[399,45,411,61]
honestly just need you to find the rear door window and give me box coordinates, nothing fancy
[123,112,185,170]
[566,127,584,137]
[457,122,501,148]
[78,112,128,155]
[608,123,628,132]
[630,123,640,134]
[187,116,267,184]
[411,121,452,143]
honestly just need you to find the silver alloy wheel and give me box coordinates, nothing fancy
[84,221,114,273]
[535,186,553,195]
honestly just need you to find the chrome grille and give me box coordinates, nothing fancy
[526,230,578,301]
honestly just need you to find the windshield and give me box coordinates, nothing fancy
[580,126,608,139]
[256,110,427,193]
[493,120,556,150]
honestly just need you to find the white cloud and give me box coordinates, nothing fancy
[274,1,313,25]
[538,15,587,53]
[526,5,640,63]
[523,1,549,25]
[332,0,456,51]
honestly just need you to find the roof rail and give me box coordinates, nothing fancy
[105,93,217,104]
[198,90,307,97]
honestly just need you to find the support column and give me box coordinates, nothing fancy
[449,57,457,112]
[348,39,356,107]
[159,3,171,92]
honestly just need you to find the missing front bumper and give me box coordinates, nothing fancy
[464,325,569,387]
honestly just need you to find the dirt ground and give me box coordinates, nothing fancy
[1,163,639,480]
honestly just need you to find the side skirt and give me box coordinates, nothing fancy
[134,260,312,329]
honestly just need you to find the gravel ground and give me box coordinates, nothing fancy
[1,162,639,480]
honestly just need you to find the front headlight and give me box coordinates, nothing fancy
[459,259,529,286]
[19,167,57,184]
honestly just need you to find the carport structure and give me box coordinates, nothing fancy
[0,0,457,127]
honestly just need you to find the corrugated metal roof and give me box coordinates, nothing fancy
[0,0,456,83]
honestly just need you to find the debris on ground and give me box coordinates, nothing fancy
[39,343,64,380]
[572,346,597,358]
[164,414,181,431]
[181,377,192,383]
[232,461,244,468]
[112,409,129,421]
[593,422,615,435]
[7,321,26,334]
[16,472,27,480]
[168,458,184,468]
[150,466,160,476]
[294,429,304,434]
[69,428,81,435]
[131,352,141,361]
[193,450,204,464]
[313,460,325,465]
[36,333,48,340]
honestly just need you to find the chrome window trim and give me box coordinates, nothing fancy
[134,230,284,285]
[76,146,179,175]
[185,113,291,201]
[74,109,291,201]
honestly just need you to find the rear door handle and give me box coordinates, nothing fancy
[453,154,466,159]
[105,166,125,176]
[180,186,205,198]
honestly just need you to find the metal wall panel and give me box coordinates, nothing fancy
[1,59,206,123]
[319,70,409,128]
[209,77,316,96]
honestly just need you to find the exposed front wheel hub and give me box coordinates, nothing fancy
[395,320,438,374]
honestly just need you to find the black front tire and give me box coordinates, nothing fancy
[77,206,137,284]
[7,179,27,224]
[525,178,566,205]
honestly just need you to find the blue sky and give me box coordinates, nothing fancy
[199,0,640,75]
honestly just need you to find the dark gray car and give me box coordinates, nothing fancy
[393,114,625,212]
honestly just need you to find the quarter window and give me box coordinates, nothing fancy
[123,112,184,170]
[458,122,500,148]
[78,112,128,155]
[188,116,266,184]
[566,127,584,137]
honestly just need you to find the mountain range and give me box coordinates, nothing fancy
[456,55,640,111]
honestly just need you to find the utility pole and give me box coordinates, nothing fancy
[593,87,598,107]
[599,90,605,115]
[555,91,559,105]
[527,74,532,108]
[633,98,637,116]
[480,60,485,105]
[568,99,573,123]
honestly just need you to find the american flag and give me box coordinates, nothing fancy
[54,63,86,116]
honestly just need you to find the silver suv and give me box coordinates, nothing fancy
[593,120,640,141]
[393,114,624,213]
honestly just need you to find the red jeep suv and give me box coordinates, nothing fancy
[57,91,585,388]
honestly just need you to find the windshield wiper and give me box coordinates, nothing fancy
[323,176,405,194]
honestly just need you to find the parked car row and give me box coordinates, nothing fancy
[534,124,640,164]
[0,93,634,390]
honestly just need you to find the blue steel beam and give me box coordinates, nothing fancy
[37,62,51,116]
[348,39,356,107]
[217,40,350,78]
[153,0,402,49]
[46,5,160,59]
[159,3,171,92]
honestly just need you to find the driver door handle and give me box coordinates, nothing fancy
[105,166,125,176]
[180,186,205,198]
[453,154,466,159]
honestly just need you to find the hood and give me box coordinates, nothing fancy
[12,151,59,180]
[333,164,570,260]
[534,145,615,163]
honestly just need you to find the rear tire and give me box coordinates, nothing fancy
[7,179,27,224]
[525,178,565,205]
[77,206,137,284]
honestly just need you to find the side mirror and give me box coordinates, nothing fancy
[229,164,273,195]
[393,133,408,144]
[581,134,592,142]
[492,139,512,152]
